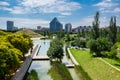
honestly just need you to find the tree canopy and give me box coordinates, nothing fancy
[47,39,64,62]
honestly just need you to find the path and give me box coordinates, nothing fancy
[11,44,40,80]
[98,58,120,72]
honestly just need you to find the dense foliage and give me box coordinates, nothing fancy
[0,31,33,80]
[87,38,112,56]
[47,39,64,62]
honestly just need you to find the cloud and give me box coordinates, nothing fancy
[2,0,81,16]
[0,1,10,6]
[93,0,119,13]
[113,8,120,13]
[93,0,118,8]
[0,17,49,29]
[74,15,110,27]
[60,12,72,16]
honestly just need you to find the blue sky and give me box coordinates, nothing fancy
[0,0,120,29]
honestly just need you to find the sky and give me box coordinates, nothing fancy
[0,0,120,30]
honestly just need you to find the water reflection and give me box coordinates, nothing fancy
[28,61,53,80]
[26,69,39,80]
[27,39,80,80]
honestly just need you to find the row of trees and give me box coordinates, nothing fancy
[70,11,119,58]
[0,31,33,80]
[88,12,119,58]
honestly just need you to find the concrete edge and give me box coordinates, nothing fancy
[67,48,79,65]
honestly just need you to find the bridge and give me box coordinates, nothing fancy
[66,64,75,68]
[33,55,49,60]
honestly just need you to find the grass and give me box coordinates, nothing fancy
[48,62,73,80]
[70,48,120,80]
[103,58,120,69]
[16,29,42,38]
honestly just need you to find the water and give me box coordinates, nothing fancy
[27,39,80,80]
[28,61,52,80]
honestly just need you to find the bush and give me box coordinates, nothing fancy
[87,38,112,57]
[109,43,118,58]
[71,38,86,48]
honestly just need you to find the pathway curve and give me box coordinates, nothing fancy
[98,58,120,72]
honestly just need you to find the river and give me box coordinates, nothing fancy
[26,39,80,80]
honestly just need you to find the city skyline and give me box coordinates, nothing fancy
[0,0,120,30]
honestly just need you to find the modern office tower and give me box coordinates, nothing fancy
[7,21,14,31]
[37,26,41,30]
[65,23,72,32]
[50,17,63,32]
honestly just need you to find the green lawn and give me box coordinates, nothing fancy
[70,48,120,80]
[103,58,120,69]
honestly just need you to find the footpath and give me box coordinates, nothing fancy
[11,44,40,80]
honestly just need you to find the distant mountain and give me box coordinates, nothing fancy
[16,29,42,38]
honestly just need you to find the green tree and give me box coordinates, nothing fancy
[87,38,112,57]
[6,33,33,58]
[0,43,22,80]
[109,16,117,44]
[91,11,100,39]
[47,39,64,62]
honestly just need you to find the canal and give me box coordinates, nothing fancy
[26,39,80,80]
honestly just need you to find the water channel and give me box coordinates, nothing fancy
[27,39,80,80]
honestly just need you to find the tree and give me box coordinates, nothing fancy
[47,39,64,62]
[91,11,100,39]
[87,38,112,57]
[71,38,86,48]
[6,33,33,58]
[0,43,22,80]
[109,16,117,44]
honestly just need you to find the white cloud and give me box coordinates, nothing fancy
[93,0,119,13]
[0,17,49,29]
[93,0,118,8]
[113,8,120,13]
[0,1,10,6]
[74,16,110,27]
[60,12,72,16]
[2,0,81,15]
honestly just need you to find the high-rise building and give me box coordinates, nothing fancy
[7,21,14,31]
[37,26,41,30]
[65,23,72,32]
[50,17,63,32]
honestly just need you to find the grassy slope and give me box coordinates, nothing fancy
[103,58,120,69]
[16,29,42,38]
[48,62,73,80]
[70,49,120,80]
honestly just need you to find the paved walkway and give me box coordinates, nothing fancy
[11,44,40,80]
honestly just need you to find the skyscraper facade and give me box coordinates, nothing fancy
[50,17,63,32]
[65,23,72,32]
[7,21,14,31]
